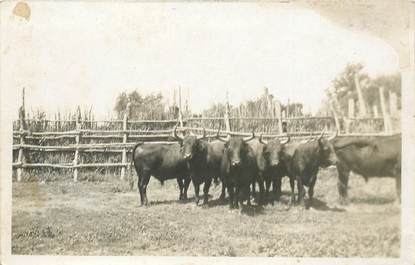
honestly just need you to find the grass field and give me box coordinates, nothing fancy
[12,168,400,257]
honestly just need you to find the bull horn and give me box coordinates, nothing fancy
[243,130,255,143]
[173,125,184,141]
[317,129,326,141]
[218,133,231,143]
[216,128,221,138]
[259,134,268,145]
[281,135,290,145]
[328,130,338,141]
[197,128,206,140]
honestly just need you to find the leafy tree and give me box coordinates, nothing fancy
[329,63,401,116]
[114,91,170,120]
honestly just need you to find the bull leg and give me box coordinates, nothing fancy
[274,177,282,202]
[307,175,317,209]
[246,184,252,206]
[296,176,305,207]
[177,178,184,201]
[265,178,272,204]
[257,179,266,206]
[203,178,212,205]
[183,176,191,200]
[251,181,256,199]
[228,184,235,209]
[236,185,242,208]
[219,177,226,201]
[193,180,201,205]
[289,176,295,205]
[138,172,150,206]
[337,162,350,205]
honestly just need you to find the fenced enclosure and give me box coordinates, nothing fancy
[12,106,399,182]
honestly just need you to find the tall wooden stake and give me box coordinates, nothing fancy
[224,89,231,132]
[354,74,367,117]
[329,100,341,133]
[73,107,81,182]
[121,102,130,180]
[17,88,26,182]
[379,86,392,133]
[275,101,283,134]
[178,86,183,127]
[348,98,355,119]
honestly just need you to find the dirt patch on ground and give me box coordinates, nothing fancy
[12,170,400,256]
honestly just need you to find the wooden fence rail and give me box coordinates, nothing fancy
[13,109,397,182]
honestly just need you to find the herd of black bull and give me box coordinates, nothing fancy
[131,127,401,209]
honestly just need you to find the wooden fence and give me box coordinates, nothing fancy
[12,111,397,182]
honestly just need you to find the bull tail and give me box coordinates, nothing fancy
[129,142,144,190]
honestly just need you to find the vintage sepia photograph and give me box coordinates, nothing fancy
[1,0,414,264]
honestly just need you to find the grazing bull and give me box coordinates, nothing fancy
[131,134,191,206]
[219,133,260,209]
[331,134,401,204]
[291,131,339,208]
[249,135,290,204]
[174,127,226,205]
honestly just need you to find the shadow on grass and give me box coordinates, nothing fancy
[147,198,194,206]
[309,198,346,212]
[240,204,265,216]
[350,196,396,205]
[207,197,229,207]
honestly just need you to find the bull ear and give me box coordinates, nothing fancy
[173,125,184,141]
[243,130,255,143]
[259,134,268,145]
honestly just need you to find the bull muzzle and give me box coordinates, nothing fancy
[270,160,279,167]
[231,160,241,167]
[184,153,192,160]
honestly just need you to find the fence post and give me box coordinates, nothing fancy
[354,74,367,117]
[329,100,341,133]
[348,98,355,119]
[389,91,398,117]
[121,103,130,180]
[73,108,81,182]
[379,86,391,133]
[224,89,231,132]
[275,101,283,134]
[178,86,184,127]
[17,88,26,182]
[372,105,379,118]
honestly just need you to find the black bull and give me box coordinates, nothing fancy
[290,133,339,207]
[248,135,291,204]
[332,134,402,204]
[131,142,191,206]
[174,128,226,205]
[219,133,263,209]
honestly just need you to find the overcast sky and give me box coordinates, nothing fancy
[1,2,399,120]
